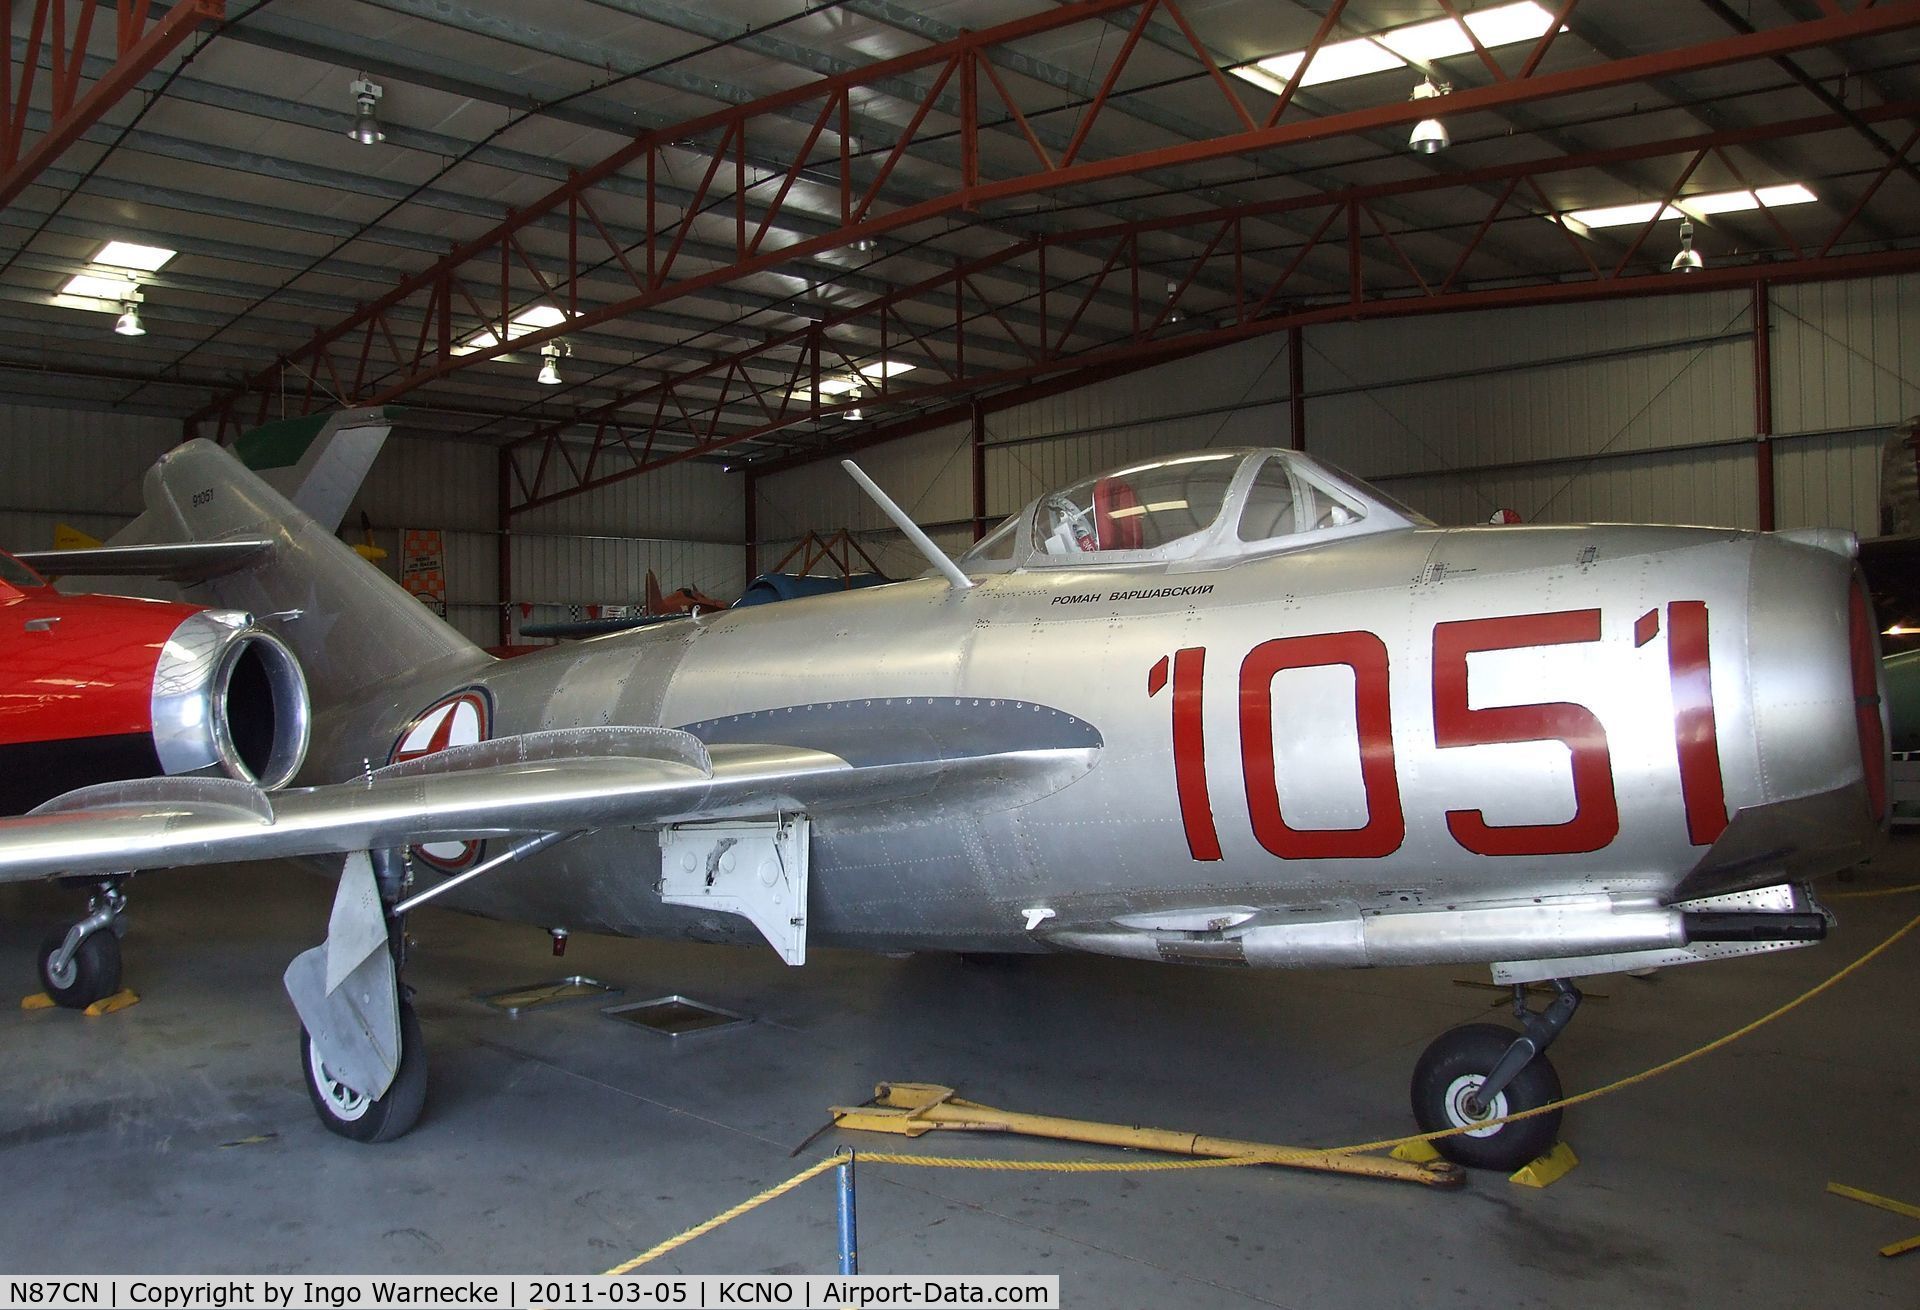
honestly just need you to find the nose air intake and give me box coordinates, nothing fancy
[151,610,311,790]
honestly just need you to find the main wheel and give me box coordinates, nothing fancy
[300,1001,428,1143]
[37,929,121,1009]
[1411,1023,1563,1172]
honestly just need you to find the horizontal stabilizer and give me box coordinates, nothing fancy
[18,539,273,582]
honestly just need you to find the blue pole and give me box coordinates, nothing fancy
[836,1153,858,1275]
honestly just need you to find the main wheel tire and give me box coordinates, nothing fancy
[36,928,121,1009]
[301,1001,428,1144]
[1411,1022,1563,1172]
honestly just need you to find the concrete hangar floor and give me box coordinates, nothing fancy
[0,843,1915,1306]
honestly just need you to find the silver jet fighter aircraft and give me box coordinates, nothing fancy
[0,439,1887,1169]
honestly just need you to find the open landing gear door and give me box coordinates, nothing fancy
[659,816,810,965]
[283,852,400,1100]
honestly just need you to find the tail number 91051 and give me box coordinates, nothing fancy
[1147,604,1727,862]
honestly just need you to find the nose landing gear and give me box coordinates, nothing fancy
[35,880,128,1009]
[1411,979,1581,1171]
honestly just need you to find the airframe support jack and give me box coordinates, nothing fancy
[659,816,810,965]
[1468,978,1582,1118]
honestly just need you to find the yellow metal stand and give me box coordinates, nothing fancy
[830,1082,1462,1188]
[1828,1182,1920,1257]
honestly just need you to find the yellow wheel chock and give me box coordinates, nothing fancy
[20,988,138,1014]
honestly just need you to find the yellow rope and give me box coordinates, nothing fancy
[605,909,1920,1273]
[1826,881,1920,900]
[603,1157,842,1275]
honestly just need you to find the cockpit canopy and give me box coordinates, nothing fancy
[961,448,1430,572]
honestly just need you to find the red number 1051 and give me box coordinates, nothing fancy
[1147,604,1728,862]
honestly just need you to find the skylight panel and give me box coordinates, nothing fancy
[788,360,917,401]
[449,305,576,355]
[1382,2,1556,63]
[1565,185,1818,228]
[1679,183,1818,216]
[60,272,141,301]
[1229,2,1561,94]
[1240,38,1406,94]
[94,240,176,272]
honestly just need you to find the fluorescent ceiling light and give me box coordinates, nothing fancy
[60,272,140,300]
[1230,2,1559,93]
[93,240,175,271]
[1564,184,1818,229]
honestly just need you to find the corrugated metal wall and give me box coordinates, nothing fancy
[756,272,1920,554]
[357,439,747,647]
[0,403,177,549]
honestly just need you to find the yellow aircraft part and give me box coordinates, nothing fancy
[51,523,103,550]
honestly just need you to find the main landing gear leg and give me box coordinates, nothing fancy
[36,879,127,1009]
[1411,979,1581,1172]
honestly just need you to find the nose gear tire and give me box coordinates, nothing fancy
[1411,1022,1563,1172]
[36,928,121,1009]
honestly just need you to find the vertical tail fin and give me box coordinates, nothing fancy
[123,436,487,707]
[230,407,396,533]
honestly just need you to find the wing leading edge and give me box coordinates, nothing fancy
[0,710,1102,885]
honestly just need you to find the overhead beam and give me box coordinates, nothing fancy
[189,0,1920,437]
[0,0,222,210]
[501,98,1920,507]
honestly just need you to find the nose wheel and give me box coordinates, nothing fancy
[1411,979,1580,1171]
[36,880,127,1008]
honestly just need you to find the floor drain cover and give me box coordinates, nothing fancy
[479,976,622,1018]
[604,993,750,1037]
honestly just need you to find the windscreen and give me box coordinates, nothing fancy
[1032,453,1239,558]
